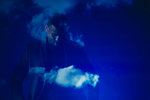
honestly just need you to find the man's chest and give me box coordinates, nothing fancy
[29,47,67,68]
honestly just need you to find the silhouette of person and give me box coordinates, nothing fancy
[10,14,98,100]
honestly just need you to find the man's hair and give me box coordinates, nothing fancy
[47,13,67,28]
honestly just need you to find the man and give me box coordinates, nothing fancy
[10,14,98,100]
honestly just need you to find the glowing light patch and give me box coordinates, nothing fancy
[69,33,85,47]
[29,65,99,88]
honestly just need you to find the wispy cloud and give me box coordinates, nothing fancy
[28,0,134,42]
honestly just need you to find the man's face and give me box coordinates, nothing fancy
[46,24,59,46]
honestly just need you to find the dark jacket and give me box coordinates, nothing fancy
[10,40,98,100]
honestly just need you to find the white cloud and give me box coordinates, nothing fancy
[29,65,99,88]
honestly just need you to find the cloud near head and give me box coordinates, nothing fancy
[28,0,134,42]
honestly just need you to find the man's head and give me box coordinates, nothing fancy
[46,14,67,46]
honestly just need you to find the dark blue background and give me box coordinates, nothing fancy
[0,0,150,100]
